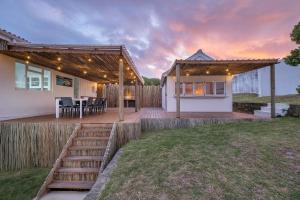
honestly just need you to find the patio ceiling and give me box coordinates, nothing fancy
[0,43,144,84]
[167,59,279,76]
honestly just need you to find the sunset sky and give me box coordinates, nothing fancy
[0,0,299,78]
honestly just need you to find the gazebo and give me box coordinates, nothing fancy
[162,50,279,118]
[0,42,144,121]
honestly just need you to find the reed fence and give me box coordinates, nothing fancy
[140,118,262,132]
[0,122,75,171]
[104,85,161,107]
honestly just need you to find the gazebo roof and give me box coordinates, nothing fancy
[161,49,279,86]
[0,43,144,84]
[185,49,214,61]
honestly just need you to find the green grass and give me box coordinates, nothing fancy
[0,168,50,200]
[100,118,300,200]
[233,93,300,104]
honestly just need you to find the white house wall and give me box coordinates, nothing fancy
[166,75,233,112]
[0,54,97,121]
[258,62,300,96]
[232,61,300,97]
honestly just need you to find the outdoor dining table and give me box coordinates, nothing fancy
[55,98,87,119]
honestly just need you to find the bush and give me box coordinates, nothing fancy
[296,85,300,94]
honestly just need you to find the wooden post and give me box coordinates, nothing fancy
[118,58,124,121]
[141,85,144,108]
[176,64,180,118]
[139,84,142,110]
[270,64,276,118]
[135,81,138,112]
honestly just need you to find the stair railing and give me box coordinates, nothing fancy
[100,122,117,172]
[35,124,81,200]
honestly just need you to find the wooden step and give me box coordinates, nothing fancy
[69,146,106,150]
[62,156,102,168]
[78,130,111,137]
[64,156,103,161]
[48,180,94,190]
[73,137,109,146]
[68,148,106,156]
[57,167,99,173]
[54,167,100,181]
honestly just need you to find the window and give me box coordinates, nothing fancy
[176,81,226,96]
[185,83,193,95]
[43,70,51,91]
[15,62,26,88]
[216,82,225,95]
[194,82,205,96]
[15,61,52,91]
[27,66,42,90]
[206,82,214,95]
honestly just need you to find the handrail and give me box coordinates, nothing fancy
[100,122,117,172]
[35,124,81,200]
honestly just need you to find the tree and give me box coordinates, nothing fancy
[284,21,300,66]
[142,76,160,86]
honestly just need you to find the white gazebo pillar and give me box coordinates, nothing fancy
[118,58,124,121]
[270,64,275,118]
[176,64,180,118]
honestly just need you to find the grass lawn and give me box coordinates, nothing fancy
[0,168,50,200]
[233,93,300,105]
[100,118,300,200]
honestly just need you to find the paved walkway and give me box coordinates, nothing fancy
[40,191,88,200]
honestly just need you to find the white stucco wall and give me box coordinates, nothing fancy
[258,62,300,97]
[0,54,97,120]
[165,75,233,112]
[232,61,300,97]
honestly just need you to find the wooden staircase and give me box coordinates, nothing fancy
[42,124,112,193]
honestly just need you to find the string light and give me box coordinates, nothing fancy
[206,70,210,74]
[227,72,231,76]
[27,55,31,59]
[57,57,61,61]
[126,67,130,70]
[186,73,190,76]
[103,74,107,78]
[225,68,229,72]
[57,66,61,70]
[25,60,29,64]
[83,71,87,75]
[88,58,92,62]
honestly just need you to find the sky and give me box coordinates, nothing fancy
[0,0,299,78]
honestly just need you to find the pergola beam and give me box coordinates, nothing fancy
[270,64,276,118]
[135,81,139,112]
[118,58,124,121]
[176,64,180,118]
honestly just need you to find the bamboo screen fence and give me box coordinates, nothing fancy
[0,122,75,171]
[104,85,161,107]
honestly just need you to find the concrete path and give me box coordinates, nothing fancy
[40,191,88,200]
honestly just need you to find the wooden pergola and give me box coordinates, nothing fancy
[0,43,144,121]
[165,59,279,118]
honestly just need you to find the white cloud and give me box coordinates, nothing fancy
[150,12,160,28]
[147,64,157,69]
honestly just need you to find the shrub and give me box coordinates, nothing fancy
[296,85,300,94]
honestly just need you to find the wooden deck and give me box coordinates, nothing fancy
[4,108,262,124]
